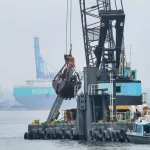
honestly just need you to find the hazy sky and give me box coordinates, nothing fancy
[0,0,150,91]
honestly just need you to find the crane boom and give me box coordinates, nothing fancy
[79,0,125,76]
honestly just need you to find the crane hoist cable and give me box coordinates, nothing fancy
[65,0,73,55]
[69,0,72,54]
[66,0,69,54]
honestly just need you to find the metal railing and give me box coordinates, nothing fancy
[116,109,150,122]
[74,85,83,96]
[109,73,115,121]
[142,93,147,103]
[88,84,99,95]
[116,111,132,121]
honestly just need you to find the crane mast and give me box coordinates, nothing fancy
[79,0,125,77]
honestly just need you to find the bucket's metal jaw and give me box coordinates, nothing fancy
[52,53,82,99]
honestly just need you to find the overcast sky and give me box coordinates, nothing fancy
[0,0,150,91]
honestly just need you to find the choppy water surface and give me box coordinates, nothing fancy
[0,111,149,150]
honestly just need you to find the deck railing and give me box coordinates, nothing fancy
[88,84,99,95]
[142,93,147,103]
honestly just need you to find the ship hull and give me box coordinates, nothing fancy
[13,80,83,109]
[14,95,77,109]
[14,95,56,109]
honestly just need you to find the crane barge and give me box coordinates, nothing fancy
[24,0,147,141]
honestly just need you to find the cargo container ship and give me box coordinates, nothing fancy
[13,79,57,109]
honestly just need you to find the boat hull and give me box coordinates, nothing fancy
[14,95,56,109]
[127,134,150,144]
[14,95,77,109]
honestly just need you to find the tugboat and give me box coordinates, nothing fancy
[127,106,150,144]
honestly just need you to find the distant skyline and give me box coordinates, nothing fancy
[0,0,150,91]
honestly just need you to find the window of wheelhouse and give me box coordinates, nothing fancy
[136,125,142,133]
[133,124,137,132]
[133,124,143,133]
[144,124,150,135]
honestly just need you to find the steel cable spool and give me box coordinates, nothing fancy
[102,130,107,141]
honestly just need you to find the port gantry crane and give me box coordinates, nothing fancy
[34,37,55,79]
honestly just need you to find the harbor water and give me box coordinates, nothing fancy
[0,110,149,150]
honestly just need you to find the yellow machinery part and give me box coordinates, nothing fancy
[143,106,148,110]
[109,105,130,110]
[31,120,40,125]
[50,120,56,125]
[34,120,40,124]
[98,120,103,123]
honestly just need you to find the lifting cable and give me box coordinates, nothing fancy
[65,0,73,54]
[69,0,72,54]
[65,0,69,54]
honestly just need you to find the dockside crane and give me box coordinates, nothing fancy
[34,37,55,79]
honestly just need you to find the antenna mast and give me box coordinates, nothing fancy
[130,44,131,68]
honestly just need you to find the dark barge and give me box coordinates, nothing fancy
[24,0,148,142]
